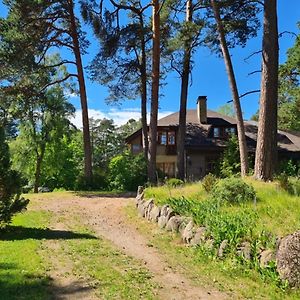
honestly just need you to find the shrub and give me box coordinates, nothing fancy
[278,159,299,177]
[277,174,300,196]
[74,170,108,191]
[0,127,29,228]
[202,173,218,193]
[108,152,147,191]
[166,178,184,188]
[289,178,300,196]
[211,177,256,204]
[219,135,241,177]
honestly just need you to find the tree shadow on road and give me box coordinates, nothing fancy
[0,226,97,241]
[0,263,96,300]
[74,191,136,198]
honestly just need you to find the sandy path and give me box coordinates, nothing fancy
[35,194,227,300]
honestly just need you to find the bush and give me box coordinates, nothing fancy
[0,127,29,228]
[202,173,218,193]
[278,159,299,177]
[74,170,108,191]
[211,177,256,204]
[108,152,147,191]
[166,178,184,188]
[277,174,300,196]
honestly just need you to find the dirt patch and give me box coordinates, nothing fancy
[34,194,227,300]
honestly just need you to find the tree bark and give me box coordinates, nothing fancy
[148,0,160,183]
[177,0,193,180]
[68,0,93,182]
[210,0,249,177]
[139,15,149,161]
[34,145,46,193]
[254,0,279,181]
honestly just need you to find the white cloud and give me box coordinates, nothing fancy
[70,108,173,129]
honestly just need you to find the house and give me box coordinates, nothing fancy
[126,96,300,179]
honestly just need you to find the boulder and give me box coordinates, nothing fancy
[144,199,154,220]
[178,217,193,234]
[160,204,170,217]
[260,249,275,268]
[137,198,154,218]
[276,230,300,287]
[137,185,144,196]
[217,240,229,258]
[237,241,251,261]
[165,216,183,232]
[181,220,194,243]
[158,215,168,229]
[135,192,144,206]
[149,205,161,222]
[190,227,207,246]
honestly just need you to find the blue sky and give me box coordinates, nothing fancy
[1,1,299,127]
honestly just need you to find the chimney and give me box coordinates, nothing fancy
[197,96,207,124]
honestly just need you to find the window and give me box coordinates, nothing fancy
[132,144,141,153]
[225,127,235,136]
[168,132,176,145]
[213,127,221,138]
[158,130,176,145]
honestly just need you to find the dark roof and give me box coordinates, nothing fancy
[127,109,300,153]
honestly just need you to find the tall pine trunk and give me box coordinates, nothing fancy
[254,0,279,181]
[34,145,46,193]
[211,0,249,176]
[68,0,93,182]
[148,0,160,183]
[177,0,193,180]
[139,16,149,160]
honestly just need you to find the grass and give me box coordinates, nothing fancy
[0,192,158,300]
[138,177,300,298]
[0,211,52,300]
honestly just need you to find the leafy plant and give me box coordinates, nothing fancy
[211,177,256,204]
[108,152,147,191]
[166,178,184,188]
[202,173,218,193]
[0,127,29,228]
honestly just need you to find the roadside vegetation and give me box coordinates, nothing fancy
[137,176,300,298]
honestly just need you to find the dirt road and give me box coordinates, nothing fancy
[32,193,226,300]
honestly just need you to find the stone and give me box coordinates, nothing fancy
[181,220,195,243]
[204,239,215,250]
[237,241,251,261]
[165,216,183,232]
[217,240,229,258]
[260,249,275,268]
[137,201,146,218]
[178,217,193,234]
[160,205,170,217]
[149,205,161,222]
[137,185,144,196]
[190,227,207,246]
[276,230,300,287]
[158,215,168,229]
[135,192,144,207]
[144,199,154,220]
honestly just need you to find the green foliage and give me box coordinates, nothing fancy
[74,170,108,191]
[202,173,218,193]
[0,127,28,228]
[166,178,184,188]
[278,159,299,177]
[166,195,256,247]
[108,152,147,191]
[218,135,241,177]
[277,174,300,196]
[211,177,256,204]
[217,103,235,117]
[278,24,300,131]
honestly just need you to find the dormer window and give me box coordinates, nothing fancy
[213,127,236,138]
